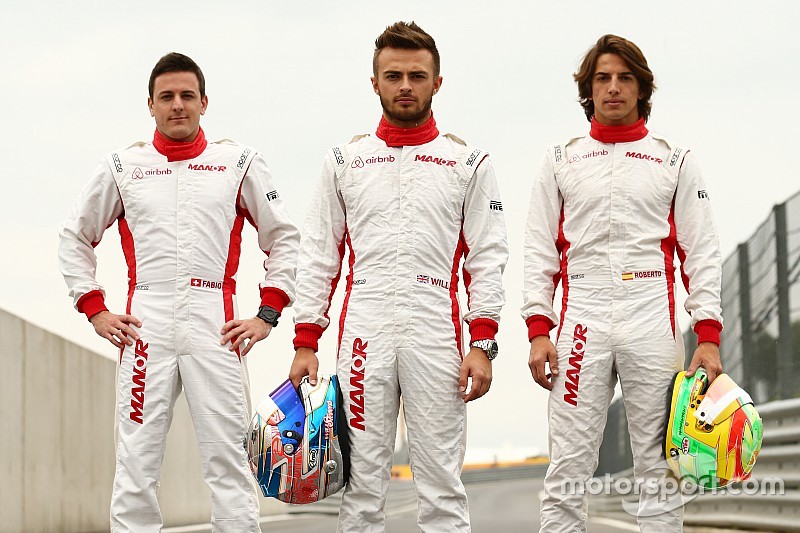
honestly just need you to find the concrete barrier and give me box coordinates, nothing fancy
[0,307,283,532]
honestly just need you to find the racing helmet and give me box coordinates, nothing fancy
[247,375,350,504]
[664,368,763,489]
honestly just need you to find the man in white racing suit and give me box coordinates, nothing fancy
[522,35,723,532]
[58,53,299,532]
[289,22,508,532]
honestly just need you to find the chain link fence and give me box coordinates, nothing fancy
[596,190,800,475]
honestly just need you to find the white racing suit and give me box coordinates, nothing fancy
[521,126,723,532]
[294,130,508,532]
[58,131,299,532]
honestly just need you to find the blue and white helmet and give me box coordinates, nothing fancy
[246,375,349,504]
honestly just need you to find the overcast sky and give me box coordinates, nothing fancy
[2,1,798,460]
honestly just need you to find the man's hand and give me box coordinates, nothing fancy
[686,342,723,384]
[220,317,272,357]
[290,347,319,388]
[89,311,142,349]
[459,347,493,403]
[529,335,559,391]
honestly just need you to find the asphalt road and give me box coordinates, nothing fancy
[178,477,638,533]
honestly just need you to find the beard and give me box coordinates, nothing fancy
[379,92,433,127]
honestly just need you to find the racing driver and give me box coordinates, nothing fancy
[522,35,723,531]
[58,53,299,532]
[289,21,508,532]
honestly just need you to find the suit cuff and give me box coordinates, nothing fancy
[77,290,108,321]
[294,323,324,352]
[260,287,290,313]
[526,315,554,341]
[694,319,722,346]
[469,318,498,343]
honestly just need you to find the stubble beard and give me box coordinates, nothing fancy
[379,92,433,128]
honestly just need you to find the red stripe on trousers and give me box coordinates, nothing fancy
[337,229,354,355]
[118,217,136,364]
[450,233,465,359]
[555,208,571,342]
[224,215,245,359]
[661,204,678,337]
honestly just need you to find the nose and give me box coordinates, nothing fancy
[172,96,184,111]
[400,74,412,92]
[608,76,621,94]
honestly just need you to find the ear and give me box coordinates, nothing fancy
[147,97,154,117]
[370,76,379,95]
[433,75,443,95]
[200,94,208,115]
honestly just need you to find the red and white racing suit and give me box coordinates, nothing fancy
[293,117,508,532]
[58,128,299,533]
[521,119,723,532]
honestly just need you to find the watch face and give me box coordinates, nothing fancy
[258,307,280,326]
[487,341,498,360]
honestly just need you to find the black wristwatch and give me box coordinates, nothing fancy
[256,305,281,327]
[470,339,499,361]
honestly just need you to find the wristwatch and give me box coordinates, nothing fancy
[256,305,281,327]
[470,339,498,361]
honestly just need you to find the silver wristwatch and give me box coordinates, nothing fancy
[470,339,498,361]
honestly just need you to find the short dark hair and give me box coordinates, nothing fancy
[574,35,655,122]
[373,22,440,76]
[148,52,205,99]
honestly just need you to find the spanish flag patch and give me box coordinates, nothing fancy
[621,272,634,281]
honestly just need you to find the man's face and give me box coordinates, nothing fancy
[371,48,442,128]
[590,53,642,126]
[148,71,208,142]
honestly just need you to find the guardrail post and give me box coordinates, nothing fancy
[738,242,753,394]
[774,203,793,399]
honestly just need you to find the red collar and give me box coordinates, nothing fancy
[590,117,648,144]
[375,115,439,147]
[153,127,208,161]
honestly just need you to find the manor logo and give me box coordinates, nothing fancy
[349,338,368,431]
[188,164,226,172]
[625,151,663,164]
[414,154,457,167]
[563,324,587,407]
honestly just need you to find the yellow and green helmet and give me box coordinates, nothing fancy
[664,368,763,489]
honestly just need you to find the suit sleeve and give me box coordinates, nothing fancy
[238,153,300,313]
[673,151,723,344]
[461,155,509,342]
[520,150,564,340]
[58,160,124,319]
[292,155,347,351]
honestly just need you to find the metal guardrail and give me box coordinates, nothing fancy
[461,462,549,484]
[286,479,417,516]
[590,397,800,532]
[284,462,550,516]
